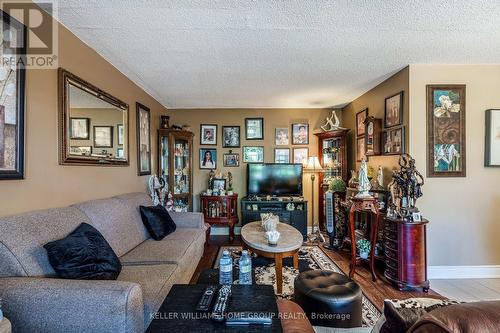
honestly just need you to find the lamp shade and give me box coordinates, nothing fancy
[304,156,323,172]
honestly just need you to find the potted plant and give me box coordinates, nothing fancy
[356,238,371,259]
[328,177,346,192]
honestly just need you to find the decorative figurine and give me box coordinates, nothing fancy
[321,110,344,132]
[160,115,170,129]
[372,165,384,190]
[356,157,371,198]
[227,171,233,191]
[207,169,215,190]
[148,175,166,206]
[387,154,424,220]
[165,192,174,212]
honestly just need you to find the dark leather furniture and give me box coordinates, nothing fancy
[294,270,362,328]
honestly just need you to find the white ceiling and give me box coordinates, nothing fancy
[53,0,500,109]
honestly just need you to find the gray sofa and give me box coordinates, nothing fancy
[0,192,206,333]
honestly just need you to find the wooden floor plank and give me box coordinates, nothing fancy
[190,235,443,310]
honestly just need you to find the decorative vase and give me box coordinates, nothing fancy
[261,213,278,232]
[266,230,280,246]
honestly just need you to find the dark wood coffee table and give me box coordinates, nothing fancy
[146,284,282,333]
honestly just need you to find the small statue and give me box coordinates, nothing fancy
[321,110,344,132]
[356,157,371,198]
[148,175,166,206]
[373,165,384,190]
[227,171,233,191]
[207,169,215,190]
[165,192,173,212]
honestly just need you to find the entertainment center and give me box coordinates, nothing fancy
[241,163,308,237]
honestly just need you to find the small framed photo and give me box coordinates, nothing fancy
[117,148,124,158]
[292,123,309,145]
[245,118,264,140]
[93,126,113,148]
[274,148,290,164]
[212,178,226,191]
[275,127,289,145]
[293,147,308,164]
[383,127,405,155]
[117,124,124,145]
[70,118,90,139]
[200,148,217,169]
[222,126,240,147]
[412,212,422,222]
[223,153,240,167]
[200,124,217,145]
[485,109,500,167]
[356,109,368,137]
[356,136,365,162]
[243,146,264,163]
[385,91,404,128]
[70,146,92,156]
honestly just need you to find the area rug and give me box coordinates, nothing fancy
[214,245,381,327]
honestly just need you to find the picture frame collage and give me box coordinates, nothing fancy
[199,119,310,169]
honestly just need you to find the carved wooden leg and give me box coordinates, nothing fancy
[293,252,299,269]
[369,212,379,282]
[275,253,283,294]
[229,223,235,242]
[349,208,357,279]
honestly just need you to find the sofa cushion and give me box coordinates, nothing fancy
[120,228,205,265]
[113,192,152,241]
[44,223,122,280]
[118,264,178,326]
[139,205,177,240]
[72,197,146,257]
[0,207,90,277]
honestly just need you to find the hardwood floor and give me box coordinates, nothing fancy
[430,278,500,302]
[190,235,443,311]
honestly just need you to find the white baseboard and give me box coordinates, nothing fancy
[428,265,500,279]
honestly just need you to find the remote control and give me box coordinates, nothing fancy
[195,285,218,312]
[225,312,273,326]
[211,285,232,322]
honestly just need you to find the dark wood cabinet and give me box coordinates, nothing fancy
[201,194,238,241]
[383,217,429,292]
[314,129,349,231]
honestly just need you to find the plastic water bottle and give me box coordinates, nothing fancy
[219,250,233,285]
[239,250,252,285]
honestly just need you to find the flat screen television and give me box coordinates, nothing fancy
[247,163,303,196]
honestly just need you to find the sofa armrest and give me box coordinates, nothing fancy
[0,277,144,333]
[169,212,205,229]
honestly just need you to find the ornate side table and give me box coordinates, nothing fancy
[348,196,380,281]
[200,194,238,241]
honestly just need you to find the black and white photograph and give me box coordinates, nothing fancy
[70,118,90,139]
[200,124,217,145]
[223,153,240,167]
[93,126,113,148]
[200,148,217,169]
[245,118,264,140]
[222,126,240,147]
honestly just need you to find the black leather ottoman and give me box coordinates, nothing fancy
[294,270,362,328]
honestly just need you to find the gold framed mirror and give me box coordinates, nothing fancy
[58,68,129,166]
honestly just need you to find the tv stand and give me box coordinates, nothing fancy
[241,197,308,237]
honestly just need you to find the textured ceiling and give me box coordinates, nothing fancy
[52,0,500,108]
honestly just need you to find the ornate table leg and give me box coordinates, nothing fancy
[369,208,380,282]
[275,253,283,294]
[349,206,357,279]
[229,222,235,242]
[293,252,299,269]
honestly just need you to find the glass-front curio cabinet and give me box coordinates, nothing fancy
[158,129,194,212]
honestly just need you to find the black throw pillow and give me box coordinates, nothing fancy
[139,205,177,240]
[44,223,122,280]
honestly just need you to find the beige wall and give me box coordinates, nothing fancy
[341,67,409,186]
[0,23,167,217]
[169,108,332,227]
[409,64,500,266]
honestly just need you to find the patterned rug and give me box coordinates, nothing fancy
[214,245,381,327]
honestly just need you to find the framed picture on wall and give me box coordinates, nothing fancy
[426,85,466,177]
[117,124,124,145]
[243,146,264,163]
[70,118,90,139]
[200,124,217,145]
[293,147,308,164]
[356,136,365,162]
[245,118,264,140]
[93,126,113,148]
[292,123,309,145]
[383,127,405,155]
[0,10,26,180]
[385,91,404,128]
[364,116,381,156]
[200,148,217,169]
[274,148,290,163]
[136,102,151,175]
[485,109,500,167]
[222,126,240,147]
[223,153,240,167]
[275,127,289,145]
[356,109,368,137]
